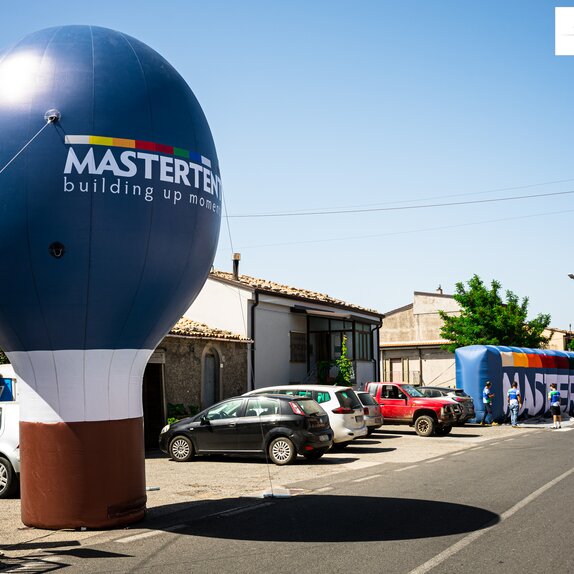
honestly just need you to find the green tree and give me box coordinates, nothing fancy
[439,275,550,352]
[335,335,354,386]
[0,349,8,365]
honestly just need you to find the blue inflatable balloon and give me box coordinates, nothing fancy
[0,26,221,528]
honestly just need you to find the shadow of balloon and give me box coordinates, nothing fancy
[155,494,499,542]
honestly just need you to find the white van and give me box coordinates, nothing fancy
[244,385,367,446]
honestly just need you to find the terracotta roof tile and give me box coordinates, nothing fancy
[169,318,249,341]
[211,270,381,315]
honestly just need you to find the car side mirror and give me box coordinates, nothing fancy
[200,416,210,425]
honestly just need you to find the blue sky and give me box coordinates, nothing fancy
[3,1,573,329]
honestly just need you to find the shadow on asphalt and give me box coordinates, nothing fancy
[0,546,131,573]
[375,429,482,439]
[152,495,499,542]
[153,445,397,465]
[329,445,397,455]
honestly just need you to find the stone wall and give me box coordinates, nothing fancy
[158,335,249,413]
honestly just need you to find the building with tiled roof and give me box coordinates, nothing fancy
[184,263,383,391]
[169,318,250,342]
[141,317,250,448]
[210,270,379,315]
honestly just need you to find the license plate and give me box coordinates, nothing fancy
[355,416,364,422]
[374,417,382,424]
[319,434,329,442]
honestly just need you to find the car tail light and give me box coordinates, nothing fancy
[453,397,464,402]
[364,407,369,415]
[332,407,354,414]
[289,401,305,416]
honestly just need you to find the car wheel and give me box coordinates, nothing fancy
[414,415,435,437]
[436,425,452,436]
[268,437,296,465]
[366,428,375,436]
[303,448,328,461]
[0,456,17,499]
[169,435,194,462]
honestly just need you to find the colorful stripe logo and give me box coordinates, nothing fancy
[65,135,212,168]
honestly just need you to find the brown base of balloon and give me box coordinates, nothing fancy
[20,418,147,529]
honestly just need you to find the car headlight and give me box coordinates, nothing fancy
[160,424,170,434]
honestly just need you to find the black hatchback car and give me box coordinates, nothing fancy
[159,394,333,465]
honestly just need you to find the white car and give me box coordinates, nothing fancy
[0,402,20,498]
[244,385,367,446]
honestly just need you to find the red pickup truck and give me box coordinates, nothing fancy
[364,382,461,437]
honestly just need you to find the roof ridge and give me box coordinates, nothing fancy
[210,270,381,315]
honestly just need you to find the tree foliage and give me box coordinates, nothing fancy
[439,275,551,352]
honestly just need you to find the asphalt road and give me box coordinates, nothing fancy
[1,421,573,573]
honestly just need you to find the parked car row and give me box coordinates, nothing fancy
[160,385,385,465]
[159,382,475,465]
[0,382,476,499]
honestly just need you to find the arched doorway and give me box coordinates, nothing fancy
[202,347,220,409]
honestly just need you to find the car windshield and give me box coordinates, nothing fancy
[402,384,424,397]
[294,399,326,416]
[454,390,470,397]
[357,392,377,406]
[336,389,361,409]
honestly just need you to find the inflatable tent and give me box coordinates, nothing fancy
[455,345,574,423]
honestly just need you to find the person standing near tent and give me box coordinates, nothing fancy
[548,383,562,429]
[506,382,522,428]
[481,381,496,426]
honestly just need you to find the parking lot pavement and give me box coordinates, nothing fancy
[1,417,571,558]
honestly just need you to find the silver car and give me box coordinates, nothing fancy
[418,386,476,425]
[356,391,383,434]
[0,402,19,498]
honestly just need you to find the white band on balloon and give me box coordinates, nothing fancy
[8,349,154,423]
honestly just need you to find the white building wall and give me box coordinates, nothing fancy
[254,303,292,388]
[184,278,251,337]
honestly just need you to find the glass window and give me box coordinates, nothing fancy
[245,397,280,417]
[310,332,330,362]
[402,384,423,397]
[205,398,244,420]
[309,318,374,362]
[314,391,331,404]
[290,332,307,363]
[294,399,326,416]
[382,385,398,399]
[309,317,329,331]
[336,389,361,409]
[355,330,371,360]
[357,392,376,406]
